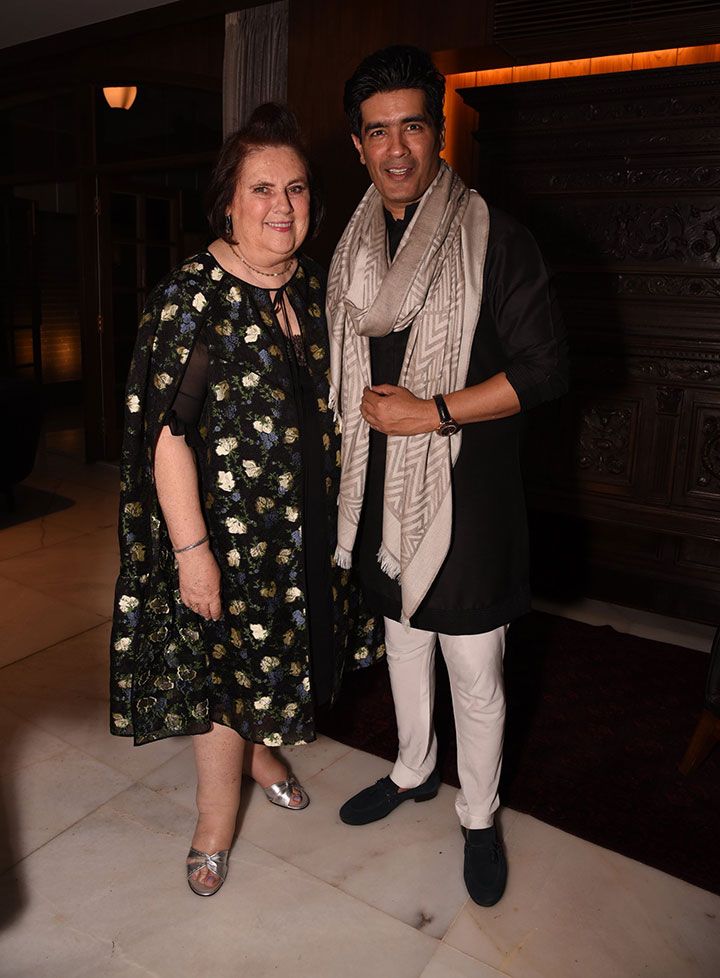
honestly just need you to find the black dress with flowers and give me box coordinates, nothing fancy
[110,251,383,747]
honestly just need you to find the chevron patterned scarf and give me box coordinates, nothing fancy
[328,163,489,622]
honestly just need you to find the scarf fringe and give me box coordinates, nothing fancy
[377,543,401,581]
[328,384,341,426]
[334,544,353,569]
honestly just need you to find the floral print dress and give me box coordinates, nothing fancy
[110,252,384,747]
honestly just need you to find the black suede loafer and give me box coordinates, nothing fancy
[339,770,441,825]
[462,824,507,906]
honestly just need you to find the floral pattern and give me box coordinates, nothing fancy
[110,252,384,746]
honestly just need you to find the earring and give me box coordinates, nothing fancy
[224,214,232,236]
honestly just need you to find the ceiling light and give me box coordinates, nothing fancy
[103,87,137,110]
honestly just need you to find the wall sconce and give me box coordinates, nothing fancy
[103,86,137,110]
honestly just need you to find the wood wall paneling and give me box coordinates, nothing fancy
[462,61,720,622]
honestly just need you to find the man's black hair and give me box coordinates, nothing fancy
[343,45,445,137]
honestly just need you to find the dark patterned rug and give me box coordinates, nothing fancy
[318,611,720,895]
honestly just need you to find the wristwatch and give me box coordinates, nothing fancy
[432,394,461,436]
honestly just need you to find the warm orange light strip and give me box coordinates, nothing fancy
[442,43,720,179]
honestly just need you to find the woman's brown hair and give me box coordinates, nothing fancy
[205,102,323,242]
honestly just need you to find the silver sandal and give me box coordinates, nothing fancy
[264,775,309,810]
[186,847,229,897]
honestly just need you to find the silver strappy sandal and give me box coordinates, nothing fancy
[186,847,229,897]
[264,775,309,810]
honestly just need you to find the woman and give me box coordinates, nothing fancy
[110,104,382,897]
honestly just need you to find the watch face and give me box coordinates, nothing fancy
[438,420,461,436]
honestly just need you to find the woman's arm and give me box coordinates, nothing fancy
[154,426,222,621]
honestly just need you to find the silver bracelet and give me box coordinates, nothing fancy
[172,533,209,554]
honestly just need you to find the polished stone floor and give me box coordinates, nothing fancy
[1,444,719,978]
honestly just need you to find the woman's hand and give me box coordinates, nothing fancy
[360,385,438,436]
[176,545,223,620]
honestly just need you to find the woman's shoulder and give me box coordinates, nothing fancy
[145,251,221,306]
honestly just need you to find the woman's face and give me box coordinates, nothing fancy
[226,145,310,267]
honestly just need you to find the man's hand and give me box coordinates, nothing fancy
[176,545,223,620]
[360,384,438,436]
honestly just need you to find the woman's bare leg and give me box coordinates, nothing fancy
[243,743,304,806]
[190,722,244,886]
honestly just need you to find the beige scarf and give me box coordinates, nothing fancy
[328,163,489,622]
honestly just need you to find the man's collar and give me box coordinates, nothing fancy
[383,201,420,230]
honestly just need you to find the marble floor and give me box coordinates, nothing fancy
[1,444,719,978]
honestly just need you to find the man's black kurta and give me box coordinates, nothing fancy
[357,206,568,635]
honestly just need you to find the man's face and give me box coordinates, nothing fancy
[352,88,444,219]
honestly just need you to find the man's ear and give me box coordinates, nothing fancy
[351,133,366,166]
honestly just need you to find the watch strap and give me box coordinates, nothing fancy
[432,393,451,426]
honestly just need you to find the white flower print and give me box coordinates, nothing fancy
[263,733,282,746]
[242,372,260,388]
[160,303,178,321]
[181,261,203,273]
[235,670,251,688]
[285,587,302,603]
[212,380,230,401]
[261,656,280,673]
[126,393,141,414]
[215,436,238,456]
[114,637,131,651]
[254,696,271,710]
[282,703,298,718]
[250,623,268,640]
[210,266,224,281]
[284,427,299,444]
[228,286,242,303]
[217,471,235,492]
[242,459,261,478]
[250,541,267,558]
[285,506,299,523]
[192,292,207,312]
[118,595,139,613]
[226,517,247,534]
[302,677,311,692]
[245,324,261,343]
[226,549,240,567]
[278,473,293,490]
[252,417,273,434]
[176,346,190,363]
[153,372,173,390]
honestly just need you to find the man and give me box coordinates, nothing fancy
[327,45,567,907]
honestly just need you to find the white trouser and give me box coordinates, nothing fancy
[384,616,507,830]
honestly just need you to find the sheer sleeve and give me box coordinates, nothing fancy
[165,338,209,436]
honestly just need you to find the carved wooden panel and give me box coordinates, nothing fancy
[577,401,635,481]
[462,61,720,622]
[681,396,720,508]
